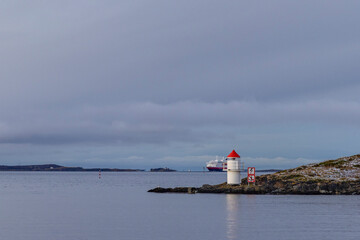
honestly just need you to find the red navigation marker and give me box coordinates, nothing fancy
[248,175,255,183]
[248,167,255,175]
[247,167,256,183]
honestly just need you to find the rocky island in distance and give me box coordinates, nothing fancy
[149,154,360,195]
[150,167,176,172]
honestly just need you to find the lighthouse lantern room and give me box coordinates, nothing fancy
[226,149,241,185]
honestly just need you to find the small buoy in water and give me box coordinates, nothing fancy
[99,169,101,179]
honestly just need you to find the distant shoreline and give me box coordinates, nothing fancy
[0,164,144,172]
[0,164,282,172]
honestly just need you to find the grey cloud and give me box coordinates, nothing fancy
[0,120,209,145]
[0,99,359,145]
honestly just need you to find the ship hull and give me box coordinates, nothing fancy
[207,167,225,172]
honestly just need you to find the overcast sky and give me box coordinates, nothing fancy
[1,1,359,170]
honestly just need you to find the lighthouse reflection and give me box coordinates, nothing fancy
[226,194,240,240]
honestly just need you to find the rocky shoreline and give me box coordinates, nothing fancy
[148,154,360,195]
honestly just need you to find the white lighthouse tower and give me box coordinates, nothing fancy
[226,149,241,185]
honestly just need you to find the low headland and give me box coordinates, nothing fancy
[0,164,144,172]
[149,154,360,195]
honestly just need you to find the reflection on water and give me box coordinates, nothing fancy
[226,194,239,240]
[226,194,259,240]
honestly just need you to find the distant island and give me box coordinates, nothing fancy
[0,164,144,172]
[150,167,176,172]
[149,154,360,195]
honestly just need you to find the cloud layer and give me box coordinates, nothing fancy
[0,1,359,168]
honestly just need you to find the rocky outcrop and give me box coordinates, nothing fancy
[148,187,197,193]
[148,154,360,195]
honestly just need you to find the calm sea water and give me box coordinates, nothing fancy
[0,172,359,240]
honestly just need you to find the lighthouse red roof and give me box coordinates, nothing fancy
[227,150,240,158]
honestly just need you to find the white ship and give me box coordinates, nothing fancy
[206,157,227,172]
